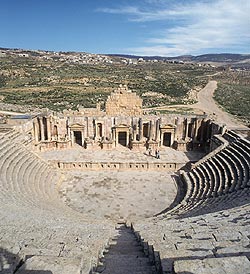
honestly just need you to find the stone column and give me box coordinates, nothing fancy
[148,121,151,140]
[155,119,160,142]
[39,117,45,141]
[160,130,163,146]
[139,118,143,141]
[71,131,75,144]
[47,118,51,141]
[149,121,153,140]
[192,120,196,140]
[67,121,71,140]
[185,119,192,137]
[132,118,137,141]
[193,118,199,141]
[170,130,174,146]
[114,129,117,146]
[175,117,181,140]
[33,120,39,142]
[126,130,129,147]
[81,130,84,146]
[183,118,188,140]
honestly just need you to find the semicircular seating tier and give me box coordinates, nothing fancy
[0,129,113,274]
[1,128,250,274]
[168,130,250,218]
[133,132,250,274]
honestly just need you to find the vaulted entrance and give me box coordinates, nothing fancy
[163,132,171,147]
[69,123,84,146]
[113,124,130,148]
[74,131,82,146]
[118,132,127,146]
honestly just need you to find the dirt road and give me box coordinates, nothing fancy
[193,80,247,129]
[145,80,247,129]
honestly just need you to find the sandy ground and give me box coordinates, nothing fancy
[60,170,177,222]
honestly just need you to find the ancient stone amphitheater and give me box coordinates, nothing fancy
[0,85,250,274]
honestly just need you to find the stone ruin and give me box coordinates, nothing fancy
[32,84,222,156]
[105,84,143,116]
[0,84,249,274]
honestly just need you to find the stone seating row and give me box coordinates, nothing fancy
[132,131,250,274]
[0,129,106,222]
[134,199,250,273]
[0,142,62,210]
[0,130,114,273]
[170,131,250,217]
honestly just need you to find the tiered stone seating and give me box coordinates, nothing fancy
[1,127,249,274]
[134,129,250,272]
[134,198,250,274]
[0,130,113,274]
[169,130,250,218]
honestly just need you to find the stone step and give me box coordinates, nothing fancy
[108,239,141,245]
[99,254,152,268]
[102,253,152,261]
[94,270,154,274]
[174,255,250,274]
[15,255,81,274]
[106,248,144,255]
[96,265,154,274]
[95,225,158,274]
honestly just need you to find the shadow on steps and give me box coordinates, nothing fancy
[91,224,161,274]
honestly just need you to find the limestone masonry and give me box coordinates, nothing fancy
[32,84,222,157]
[0,84,249,274]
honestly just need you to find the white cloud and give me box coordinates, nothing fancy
[126,45,189,56]
[99,0,250,56]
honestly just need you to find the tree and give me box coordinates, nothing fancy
[0,75,6,87]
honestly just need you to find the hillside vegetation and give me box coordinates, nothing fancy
[0,50,249,126]
[213,70,250,125]
[0,53,213,111]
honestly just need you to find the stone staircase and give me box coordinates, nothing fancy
[93,224,160,274]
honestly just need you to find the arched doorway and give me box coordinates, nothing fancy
[74,131,82,146]
[118,132,127,146]
[97,123,103,138]
[163,132,171,147]
[69,124,84,146]
[143,123,149,138]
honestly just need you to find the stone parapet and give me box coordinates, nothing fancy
[54,160,184,171]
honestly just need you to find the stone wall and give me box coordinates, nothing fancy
[32,113,221,152]
[105,85,143,116]
[31,85,224,152]
[54,160,182,171]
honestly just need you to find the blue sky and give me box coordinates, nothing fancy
[1,0,249,56]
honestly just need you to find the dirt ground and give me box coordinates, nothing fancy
[145,81,247,130]
[60,170,177,222]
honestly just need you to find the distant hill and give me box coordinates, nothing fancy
[1,47,250,69]
[107,53,250,65]
[191,53,250,62]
